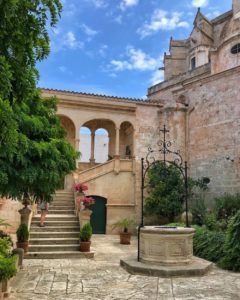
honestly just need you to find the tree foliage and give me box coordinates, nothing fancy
[144,162,185,222]
[0,0,78,202]
[219,210,240,271]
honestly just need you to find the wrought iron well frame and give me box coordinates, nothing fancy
[137,125,189,262]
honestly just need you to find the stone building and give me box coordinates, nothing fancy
[148,0,240,201]
[1,0,240,235]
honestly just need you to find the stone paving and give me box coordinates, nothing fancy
[9,235,240,300]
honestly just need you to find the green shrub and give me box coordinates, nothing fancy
[16,224,29,242]
[219,210,240,271]
[190,197,207,226]
[0,255,17,282]
[215,194,240,221]
[0,230,13,246]
[112,218,135,233]
[193,225,225,263]
[0,238,12,257]
[79,223,92,242]
[204,212,218,231]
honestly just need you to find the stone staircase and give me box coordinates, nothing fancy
[25,190,94,259]
[77,158,133,183]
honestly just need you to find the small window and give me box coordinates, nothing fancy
[231,44,240,54]
[191,57,196,70]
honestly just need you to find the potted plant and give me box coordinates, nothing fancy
[112,218,135,245]
[79,223,92,252]
[16,224,29,254]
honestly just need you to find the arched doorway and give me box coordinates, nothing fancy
[89,196,107,234]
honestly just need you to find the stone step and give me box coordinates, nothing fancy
[25,251,94,259]
[32,215,78,221]
[30,232,79,238]
[30,238,79,245]
[52,202,75,206]
[49,203,75,209]
[53,196,74,199]
[31,221,79,227]
[44,210,75,215]
[30,226,80,232]
[28,244,79,252]
[48,206,75,211]
[50,205,75,209]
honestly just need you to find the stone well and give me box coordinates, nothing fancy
[140,226,195,266]
[121,226,213,277]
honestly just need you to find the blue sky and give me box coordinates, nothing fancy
[37,0,232,99]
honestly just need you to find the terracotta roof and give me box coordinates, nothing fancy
[41,88,149,104]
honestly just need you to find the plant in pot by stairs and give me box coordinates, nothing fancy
[112,218,135,245]
[16,224,29,254]
[0,237,17,298]
[79,223,92,252]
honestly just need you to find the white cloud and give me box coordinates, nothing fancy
[192,0,209,7]
[87,0,108,8]
[51,30,84,52]
[65,31,83,49]
[59,66,73,75]
[80,24,98,37]
[110,46,159,72]
[137,9,189,38]
[120,0,139,10]
[206,10,220,19]
[59,66,67,73]
[150,69,164,85]
[114,15,123,24]
[109,46,164,85]
[99,44,108,57]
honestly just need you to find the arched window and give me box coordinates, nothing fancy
[79,127,91,162]
[231,44,240,54]
[94,128,109,163]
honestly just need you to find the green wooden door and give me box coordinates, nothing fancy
[89,196,107,234]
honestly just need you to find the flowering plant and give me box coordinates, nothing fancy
[73,183,88,194]
[78,196,95,207]
[73,182,95,209]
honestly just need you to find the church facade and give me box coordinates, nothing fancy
[1,1,240,234]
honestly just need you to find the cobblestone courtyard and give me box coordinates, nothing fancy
[9,235,240,300]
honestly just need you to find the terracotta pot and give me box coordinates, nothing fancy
[120,232,132,245]
[79,241,91,252]
[16,241,29,254]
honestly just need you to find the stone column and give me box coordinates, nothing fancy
[75,124,81,168]
[89,131,95,165]
[79,209,92,229]
[132,128,136,158]
[115,126,120,158]
[75,138,80,152]
[18,206,32,229]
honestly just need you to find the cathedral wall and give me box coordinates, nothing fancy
[150,66,240,205]
[186,67,240,202]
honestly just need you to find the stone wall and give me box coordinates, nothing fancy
[134,104,162,221]
[0,198,22,242]
[149,66,240,204]
[186,67,240,201]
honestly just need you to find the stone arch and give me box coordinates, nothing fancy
[57,114,76,147]
[120,121,135,158]
[79,119,116,165]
